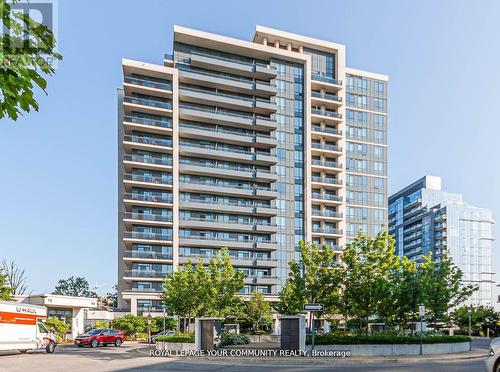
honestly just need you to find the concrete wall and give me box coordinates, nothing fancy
[307,342,470,356]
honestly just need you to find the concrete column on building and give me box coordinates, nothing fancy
[274,40,280,48]
[262,37,268,46]
[287,43,292,51]
[130,298,138,316]
[298,45,304,53]
[72,308,85,339]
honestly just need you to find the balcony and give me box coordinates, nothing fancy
[179,179,277,200]
[130,287,163,293]
[180,143,276,165]
[311,176,342,186]
[124,232,172,242]
[311,108,342,123]
[123,77,172,99]
[311,126,342,138]
[311,143,342,154]
[123,212,173,225]
[179,217,277,233]
[123,270,169,279]
[123,193,173,206]
[179,234,277,250]
[180,122,277,148]
[311,74,342,89]
[124,76,172,92]
[311,159,342,171]
[179,86,277,115]
[123,115,172,134]
[311,91,342,102]
[312,227,343,236]
[179,104,276,131]
[123,96,173,115]
[189,51,277,79]
[179,160,278,182]
[312,193,342,203]
[123,135,173,153]
[312,210,342,219]
[123,174,173,189]
[177,64,277,97]
[124,251,173,260]
[123,154,172,170]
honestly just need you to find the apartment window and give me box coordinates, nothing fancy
[359,128,367,139]
[375,81,385,94]
[374,209,386,221]
[374,177,384,189]
[276,199,286,210]
[374,193,384,205]
[276,97,286,110]
[276,217,286,227]
[357,143,367,155]
[358,111,368,123]
[347,93,355,105]
[276,165,286,176]
[374,98,385,110]
[374,130,384,141]
[374,146,385,158]
[358,95,367,107]
[276,131,286,144]
[276,182,286,193]
[374,114,385,127]
[346,109,355,121]
[276,80,286,93]
[347,76,355,89]
[374,161,384,173]
[277,148,286,160]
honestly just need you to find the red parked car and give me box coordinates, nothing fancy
[74,328,124,348]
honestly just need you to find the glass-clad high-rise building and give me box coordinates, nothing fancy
[117,25,389,314]
[389,176,495,306]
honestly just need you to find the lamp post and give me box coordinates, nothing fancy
[468,305,473,351]
[163,305,166,335]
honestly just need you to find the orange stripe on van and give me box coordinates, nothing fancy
[0,311,46,325]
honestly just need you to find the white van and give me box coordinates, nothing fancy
[0,300,57,353]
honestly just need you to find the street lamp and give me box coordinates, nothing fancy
[468,305,473,351]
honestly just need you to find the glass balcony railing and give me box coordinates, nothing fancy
[180,197,271,209]
[180,253,275,261]
[124,232,172,241]
[311,159,342,169]
[180,178,274,192]
[181,86,274,106]
[311,176,342,185]
[311,126,342,136]
[124,173,173,185]
[180,234,275,244]
[312,193,342,202]
[312,210,342,218]
[244,274,278,280]
[124,212,173,223]
[124,96,172,110]
[131,287,163,293]
[123,154,172,167]
[176,63,275,86]
[179,159,272,174]
[124,251,173,260]
[311,91,342,102]
[123,115,172,129]
[180,216,275,227]
[123,193,172,204]
[312,227,343,235]
[123,135,173,148]
[180,122,272,139]
[179,103,274,122]
[311,143,342,152]
[191,50,276,71]
[311,73,342,86]
[164,53,174,61]
[311,108,342,119]
[124,77,172,91]
[124,270,169,278]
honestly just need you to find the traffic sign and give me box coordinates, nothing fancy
[418,305,425,317]
[304,303,324,312]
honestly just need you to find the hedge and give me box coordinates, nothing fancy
[307,334,471,345]
[221,333,250,346]
[155,333,195,343]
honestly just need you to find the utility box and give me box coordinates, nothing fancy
[195,318,223,351]
[279,316,305,351]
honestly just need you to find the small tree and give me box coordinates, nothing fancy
[1,259,28,295]
[53,276,97,297]
[112,315,147,337]
[246,291,273,332]
[0,271,13,300]
[275,241,341,317]
[207,248,245,318]
[452,305,499,335]
[419,254,477,327]
[341,231,399,335]
[45,317,70,340]
[151,316,177,333]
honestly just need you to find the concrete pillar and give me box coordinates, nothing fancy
[130,298,138,316]
[274,40,280,48]
[72,308,85,339]
[263,37,268,46]
[287,43,292,51]
[299,45,304,53]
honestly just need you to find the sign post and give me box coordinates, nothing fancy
[418,305,425,355]
[468,306,473,351]
[304,304,324,351]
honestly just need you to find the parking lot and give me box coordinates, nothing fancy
[0,340,490,372]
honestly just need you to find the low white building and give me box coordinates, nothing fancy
[15,294,98,339]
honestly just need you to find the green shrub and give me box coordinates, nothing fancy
[155,333,195,343]
[135,332,148,341]
[221,333,250,346]
[308,333,471,345]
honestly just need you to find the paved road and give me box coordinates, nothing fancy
[0,340,490,372]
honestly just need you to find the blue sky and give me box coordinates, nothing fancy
[1,0,499,296]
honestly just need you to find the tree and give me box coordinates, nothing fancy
[245,291,273,332]
[276,241,341,318]
[451,305,499,335]
[53,276,97,297]
[45,316,70,339]
[0,0,62,120]
[381,256,422,332]
[419,254,478,327]
[207,248,245,318]
[341,231,399,335]
[0,271,13,300]
[111,315,147,337]
[1,259,28,295]
[101,284,118,310]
